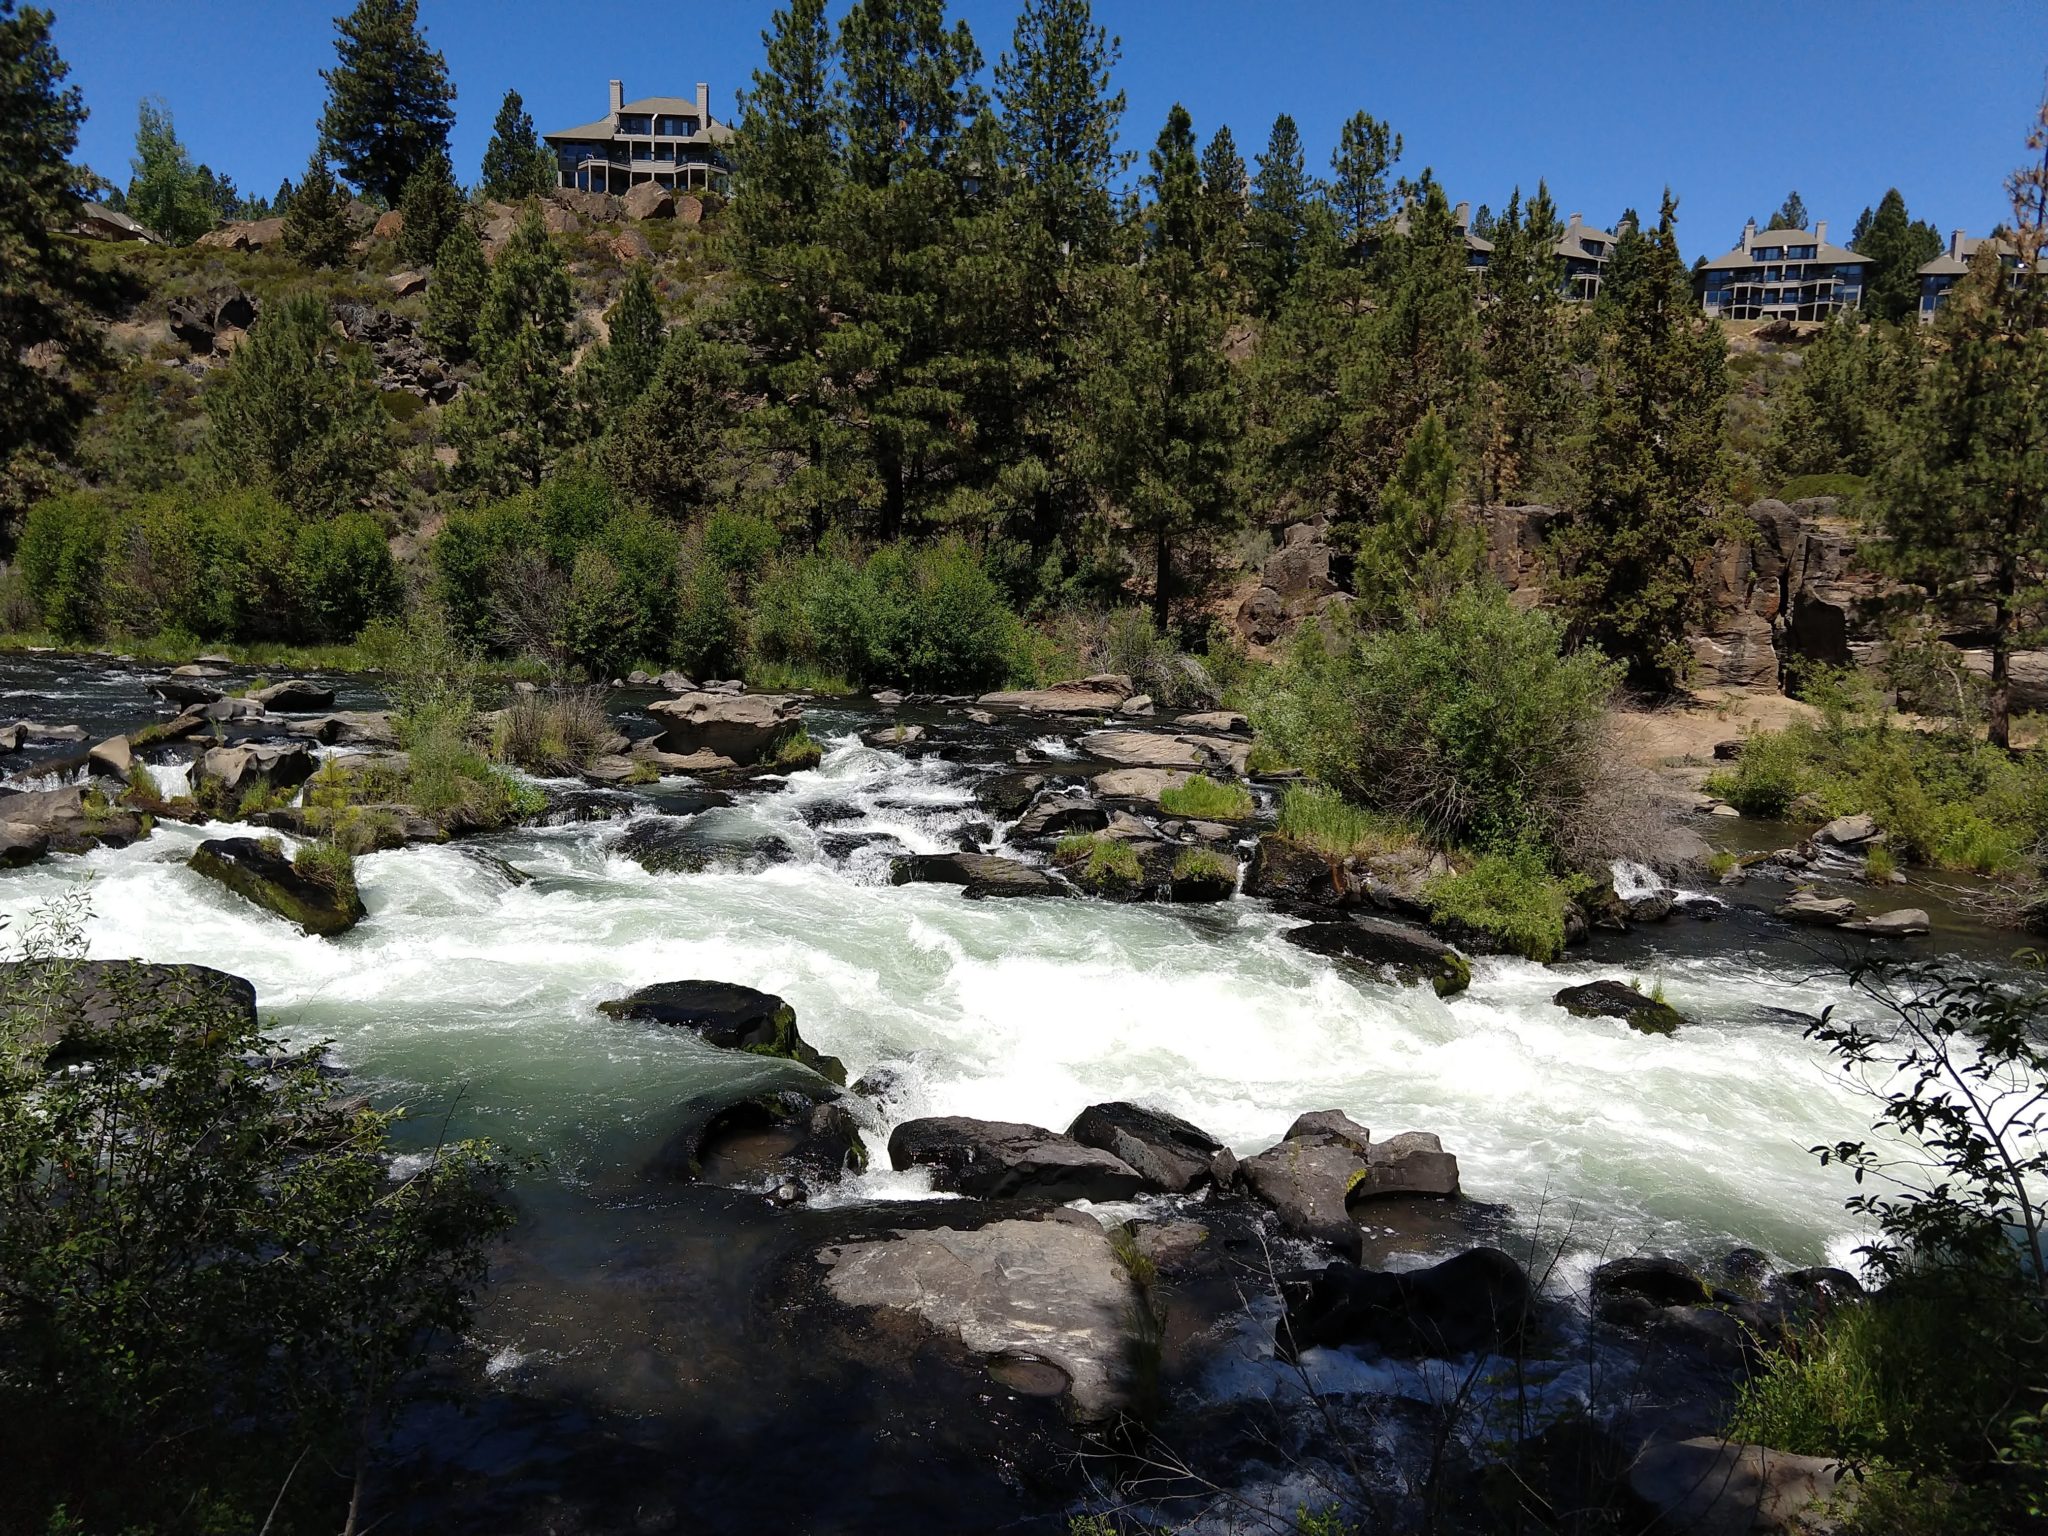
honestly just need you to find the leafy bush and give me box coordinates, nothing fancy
[1425,844,1573,962]
[1248,587,1618,856]
[291,509,403,642]
[1706,727,1809,817]
[771,727,823,770]
[1158,774,1253,820]
[17,492,108,640]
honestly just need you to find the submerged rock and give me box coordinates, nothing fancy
[1065,1101,1226,1193]
[614,816,795,874]
[1276,1247,1530,1360]
[598,979,845,1084]
[1553,979,1686,1036]
[889,851,1067,898]
[819,1215,1138,1421]
[888,1116,1146,1202]
[1284,917,1471,997]
[188,836,364,936]
[649,1072,863,1183]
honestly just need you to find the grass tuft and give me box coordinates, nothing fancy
[1158,774,1252,821]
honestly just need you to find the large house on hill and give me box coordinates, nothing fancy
[1697,219,1869,321]
[1389,201,1617,300]
[1916,228,2048,322]
[545,80,734,195]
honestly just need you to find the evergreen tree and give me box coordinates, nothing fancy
[125,98,212,243]
[1768,190,1810,230]
[1553,191,1728,691]
[1874,102,2048,747]
[480,87,552,202]
[272,174,294,215]
[1469,203,1493,238]
[593,263,666,412]
[994,0,1125,262]
[205,291,394,518]
[1070,105,1240,631]
[281,149,352,268]
[1594,208,1646,316]
[1198,124,1247,277]
[0,0,103,477]
[1854,188,1944,324]
[1762,312,1902,483]
[449,203,578,493]
[599,327,745,515]
[422,216,487,361]
[317,0,456,205]
[1245,112,1312,311]
[1328,109,1400,254]
[1350,411,1483,622]
[394,146,462,266]
[1480,182,1568,504]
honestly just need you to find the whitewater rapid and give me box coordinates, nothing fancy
[0,730,1888,1268]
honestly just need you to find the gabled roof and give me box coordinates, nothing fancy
[1916,236,2042,277]
[1701,228,1867,271]
[1555,222,1616,262]
[546,97,732,145]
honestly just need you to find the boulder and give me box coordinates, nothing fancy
[1284,1109,1372,1153]
[1553,979,1685,1036]
[863,722,926,749]
[1242,1133,1370,1259]
[1815,813,1880,849]
[649,1072,861,1183]
[152,676,224,707]
[1065,1102,1226,1193]
[1626,1438,1856,1536]
[88,734,133,780]
[1246,833,1352,907]
[1091,767,1192,803]
[1119,694,1154,715]
[0,822,49,867]
[251,679,336,712]
[887,1116,1146,1202]
[166,285,257,352]
[200,696,264,721]
[187,836,364,936]
[819,1216,1138,1421]
[889,851,1067,898]
[976,675,1132,714]
[548,185,623,222]
[193,742,317,801]
[597,979,844,1084]
[17,720,87,741]
[1079,729,1208,769]
[0,786,144,852]
[1591,1255,1715,1320]
[0,722,22,753]
[1168,848,1240,902]
[973,772,1045,819]
[645,690,802,765]
[0,959,256,1066]
[1277,1248,1531,1360]
[1355,1130,1461,1200]
[386,268,429,297]
[1176,710,1251,737]
[1284,917,1472,997]
[1777,892,1857,926]
[1009,794,1107,841]
[622,181,676,220]
[1840,907,1931,937]
[197,216,285,252]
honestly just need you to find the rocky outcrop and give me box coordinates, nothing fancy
[0,959,257,1066]
[1243,1111,1462,1260]
[194,742,317,802]
[1090,767,1192,803]
[167,285,258,353]
[0,785,145,854]
[334,303,457,403]
[1625,1438,1856,1536]
[645,690,802,765]
[1009,793,1106,841]
[1554,979,1686,1036]
[819,1215,1139,1421]
[1284,916,1471,997]
[889,851,1067,898]
[188,836,364,936]
[1078,729,1210,769]
[1238,522,1341,644]
[622,182,676,220]
[1065,1102,1227,1193]
[887,1116,1147,1202]
[1277,1247,1531,1360]
[197,215,286,251]
[598,980,845,1084]
[976,675,1132,714]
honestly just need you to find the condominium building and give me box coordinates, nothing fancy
[1555,212,1616,302]
[545,80,734,195]
[1916,229,2048,322]
[1697,219,1869,320]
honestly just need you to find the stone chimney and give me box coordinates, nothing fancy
[696,82,710,126]
[1567,211,1583,228]
[609,79,624,122]
[1952,228,1967,259]
[1814,218,1827,246]
[1452,200,1470,230]
[1740,218,1757,253]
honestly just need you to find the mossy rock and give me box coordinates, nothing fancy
[188,836,365,937]
[598,979,846,1084]
[1284,916,1471,998]
[1553,980,1684,1036]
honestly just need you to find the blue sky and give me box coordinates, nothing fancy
[49,0,2048,260]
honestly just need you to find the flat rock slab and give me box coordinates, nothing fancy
[1079,729,1210,770]
[1091,767,1192,803]
[889,1116,1145,1202]
[818,1217,1137,1420]
[977,675,1132,714]
[889,851,1067,898]
[1840,907,1930,937]
[1778,892,1857,926]
[1626,1437,1856,1536]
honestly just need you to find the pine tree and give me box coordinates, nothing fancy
[0,0,103,476]
[1875,101,2048,747]
[1350,411,1482,622]
[1199,124,1247,278]
[317,0,456,205]
[593,263,666,412]
[281,149,353,269]
[1768,190,1810,231]
[1480,182,1568,504]
[1554,191,1728,692]
[480,87,551,202]
[599,327,745,515]
[1328,109,1400,255]
[395,146,462,266]
[1070,104,1240,631]
[994,0,1125,262]
[1855,188,1944,324]
[126,97,212,243]
[1245,112,1312,311]
[272,175,294,214]
[449,202,577,493]
[1762,312,1895,482]
[422,216,486,361]
[205,292,394,518]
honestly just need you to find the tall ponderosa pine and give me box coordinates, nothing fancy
[318,0,456,205]
[994,0,1125,262]
[1350,410,1483,622]
[481,88,552,202]
[1070,105,1240,631]
[1554,191,1728,691]
[1767,190,1809,231]
[1853,188,1943,324]
[395,146,463,267]
[205,291,394,518]
[1198,124,1247,279]
[1480,182,1568,503]
[1328,109,1400,256]
[593,263,666,412]
[0,0,104,477]
[1763,312,1908,482]
[422,216,487,361]
[126,97,213,244]
[1245,112,1312,311]
[1875,102,2048,747]
[451,203,578,492]
[281,149,352,269]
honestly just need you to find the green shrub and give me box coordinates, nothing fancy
[1055,833,1143,895]
[1158,774,1253,820]
[673,557,744,680]
[1705,728,1810,817]
[1864,843,1898,883]
[1276,784,1415,858]
[291,510,402,642]
[771,727,823,770]
[18,492,110,640]
[290,839,358,904]
[1171,846,1236,883]
[1425,844,1573,962]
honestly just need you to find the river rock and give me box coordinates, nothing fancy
[1553,979,1686,1036]
[0,821,49,867]
[1176,710,1251,737]
[973,772,1044,819]
[598,979,845,1084]
[863,722,926,749]
[0,722,22,752]
[1079,729,1208,770]
[613,816,795,875]
[1090,767,1191,803]
[1242,1132,1370,1260]
[1285,1108,1372,1153]
[1277,1247,1531,1360]
[889,851,1067,898]
[152,676,224,707]
[1840,907,1930,937]
[887,1116,1146,1202]
[188,836,364,936]
[17,720,87,741]
[1355,1130,1461,1200]
[645,690,802,765]
[819,1215,1138,1421]
[649,1072,862,1183]
[194,742,317,802]
[0,958,257,1066]
[977,675,1132,714]
[1246,833,1350,907]
[1777,891,1857,926]
[1592,1255,1715,1322]
[250,679,336,712]
[1283,917,1472,997]
[1167,847,1239,902]
[1815,813,1881,849]
[88,734,133,780]
[1065,1102,1226,1193]
[0,785,145,852]
[1625,1437,1856,1536]
[1010,794,1107,841]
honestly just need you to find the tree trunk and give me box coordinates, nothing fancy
[1991,589,2013,750]
[1152,528,1171,633]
